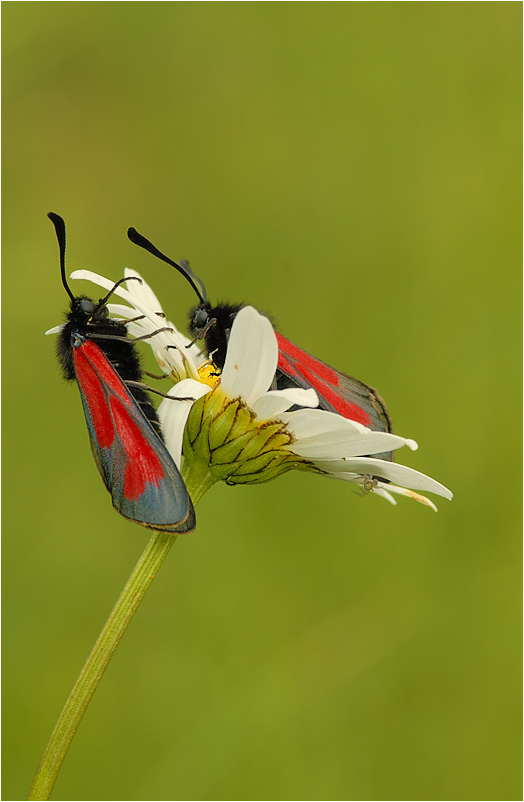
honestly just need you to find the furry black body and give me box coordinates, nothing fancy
[188,300,243,370]
[58,294,163,440]
[188,299,299,395]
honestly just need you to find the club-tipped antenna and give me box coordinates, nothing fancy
[127,227,207,305]
[48,212,75,304]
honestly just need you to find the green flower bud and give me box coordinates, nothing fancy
[183,386,313,486]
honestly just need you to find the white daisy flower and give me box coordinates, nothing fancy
[158,305,452,510]
[55,270,452,511]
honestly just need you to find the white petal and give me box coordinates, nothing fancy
[106,303,141,320]
[71,269,164,326]
[45,324,63,335]
[167,324,209,367]
[105,301,197,379]
[106,303,166,340]
[158,379,211,467]
[107,303,196,355]
[221,306,278,406]
[372,486,398,505]
[251,388,319,419]
[292,431,413,459]
[279,408,417,459]
[70,269,190,348]
[186,341,209,368]
[376,483,439,511]
[316,456,453,499]
[123,268,165,314]
[70,269,124,296]
[157,338,200,382]
[279,408,370,439]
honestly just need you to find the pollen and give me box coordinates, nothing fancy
[404,489,436,508]
[197,362,220,389]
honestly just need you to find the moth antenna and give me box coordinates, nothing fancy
[93,275,142,315]
[127,226,207,305]
[48,212,75,304]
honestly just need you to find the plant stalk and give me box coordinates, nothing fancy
[27,530,177,801]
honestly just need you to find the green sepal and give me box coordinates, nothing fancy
[230,449,288,477]
[226,404,256,441]
[208,399,240,451]
[192,411,213,461]
[237,423,290,461]
[211,430,259,465]
[209,460,245,481]
[226,456,294,484]
[186,396,205,444]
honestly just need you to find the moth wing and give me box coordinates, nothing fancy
[73,340,195,533]
[275,333,393,462]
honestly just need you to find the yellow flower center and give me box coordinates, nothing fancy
[197,361,221,389]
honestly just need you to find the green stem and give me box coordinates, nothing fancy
[28,464,213,800]
[27,530,177,801]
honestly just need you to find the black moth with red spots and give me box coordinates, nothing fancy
[49,213,195,533]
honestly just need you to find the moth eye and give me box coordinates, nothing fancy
[193,308,209,329]
[79,298,96,314]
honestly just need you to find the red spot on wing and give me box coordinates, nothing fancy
[110,396,165,500]
[74,340,165,500]
[80,340,134,397]
[276,333,372,426]
[276,335,340,384]
[73,346,116,448]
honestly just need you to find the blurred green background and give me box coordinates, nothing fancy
[3,3,521,800]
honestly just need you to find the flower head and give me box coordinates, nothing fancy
[50,268,452,512]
